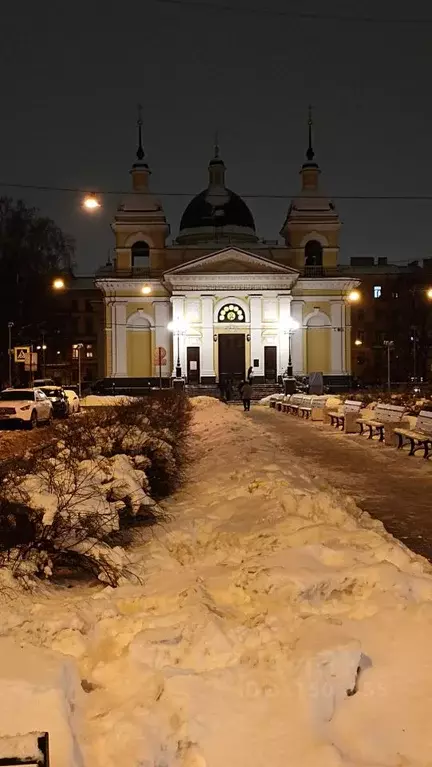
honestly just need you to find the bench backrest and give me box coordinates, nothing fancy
[374,403,406,422]
[290,393,306,406]
[343,400,363,413]
[310,395,328,408]
[415,410,432,435]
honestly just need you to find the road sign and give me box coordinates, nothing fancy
[24,353,38,372]
[14,346,30,363]
[154,346,167,366]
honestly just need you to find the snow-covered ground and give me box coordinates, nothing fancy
[1,397,432,766]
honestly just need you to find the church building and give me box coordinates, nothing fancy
[95,114,359,387]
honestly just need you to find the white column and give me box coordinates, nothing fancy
[153,300,171,377]
[170,295,186,376]
[201,295,215,379]
[291,300,304,375]
[249,295,263,376]
[330,300,344,374]
[107,299,116,377]
[114,300,127,377]
[278,295,292,375]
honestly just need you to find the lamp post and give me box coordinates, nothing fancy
[383,340,394,392]
[75,343,84,398]
[167,318,187,386]
[7,321,13,387]
[282,317,300,394]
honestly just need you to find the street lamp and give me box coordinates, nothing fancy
[167,318,188,380]
[7,321,13,387]
[74,343,84,398]
[52,277,65,290]
[36,344,48,377]
[141,285,152,295]
[426,287,432,300]
[383,340,394,392]
[347,289,361,303]
[82,193,101,211]
[354,339,363,347]
[282,317,300,394]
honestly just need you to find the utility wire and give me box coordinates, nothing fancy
[150,0,432,25]
[1,180,432,201]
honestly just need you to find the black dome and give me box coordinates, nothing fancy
[179,188,256,232]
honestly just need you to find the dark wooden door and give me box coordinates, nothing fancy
[187,347,200,384]
[264,345,277,382]
[218,334,245,381]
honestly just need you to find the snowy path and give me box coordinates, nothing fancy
[2,398,432,766]
[251,405,432,560]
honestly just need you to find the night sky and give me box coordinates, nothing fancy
[1,0,431,272]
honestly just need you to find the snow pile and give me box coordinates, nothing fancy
[0,641,83,767]
[1,398,432,765]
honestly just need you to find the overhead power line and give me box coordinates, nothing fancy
[1,180,432,202]
[150,0,432,25]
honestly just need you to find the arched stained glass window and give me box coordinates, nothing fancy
[218,303,245,323]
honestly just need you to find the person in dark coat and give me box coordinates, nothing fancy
[247,365,254,384]
[240,380,252,411]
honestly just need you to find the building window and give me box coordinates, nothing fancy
[86,351,93,359]
[85,343,93,359]
[373,285,382,299]
[304,240,323,267]
[392,291,399,299]
[85,317,93,335]
[132,240,150,270]
[218,304,245,323]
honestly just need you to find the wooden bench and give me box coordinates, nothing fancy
[357,403,408,443]
[328,400,363,430]
[394,410,432,458]
[286,394,307,415]
[298,395,329,420]
[269,395,285,409]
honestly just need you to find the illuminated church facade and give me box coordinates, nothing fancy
[96,116,358,386]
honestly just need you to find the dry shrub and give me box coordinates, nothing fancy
[0,391,192,585]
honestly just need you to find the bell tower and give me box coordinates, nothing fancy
[112,106,169,274]
[280,108,340,270]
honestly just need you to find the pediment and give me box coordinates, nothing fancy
[164,247,298,277]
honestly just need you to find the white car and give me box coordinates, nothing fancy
[0,388,53,429]
[64,389,80,414]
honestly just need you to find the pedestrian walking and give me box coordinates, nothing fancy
[247,365,254,384]
[240,380,252,411]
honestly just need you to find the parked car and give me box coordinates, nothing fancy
[39,386,69,418]
[33,378,56,388]
[64,389,80,414]
[0,388,53,429]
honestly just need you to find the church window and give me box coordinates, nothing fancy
[132,240,150,270]
[373,285,382,299]
[218,304,245,323]
[304,240,323,267]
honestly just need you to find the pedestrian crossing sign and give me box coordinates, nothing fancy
[14,346,30,362]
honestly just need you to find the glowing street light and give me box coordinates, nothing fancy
[347,289,361,303]
[168,318,188,379]
[354,339,363,346]
[426,287,432,300]
[82,193,101,211]
[52,277,65,290]
[141,285,152,295]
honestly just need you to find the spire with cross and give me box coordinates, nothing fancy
[306,104,315,162]
[136,103,145,162]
